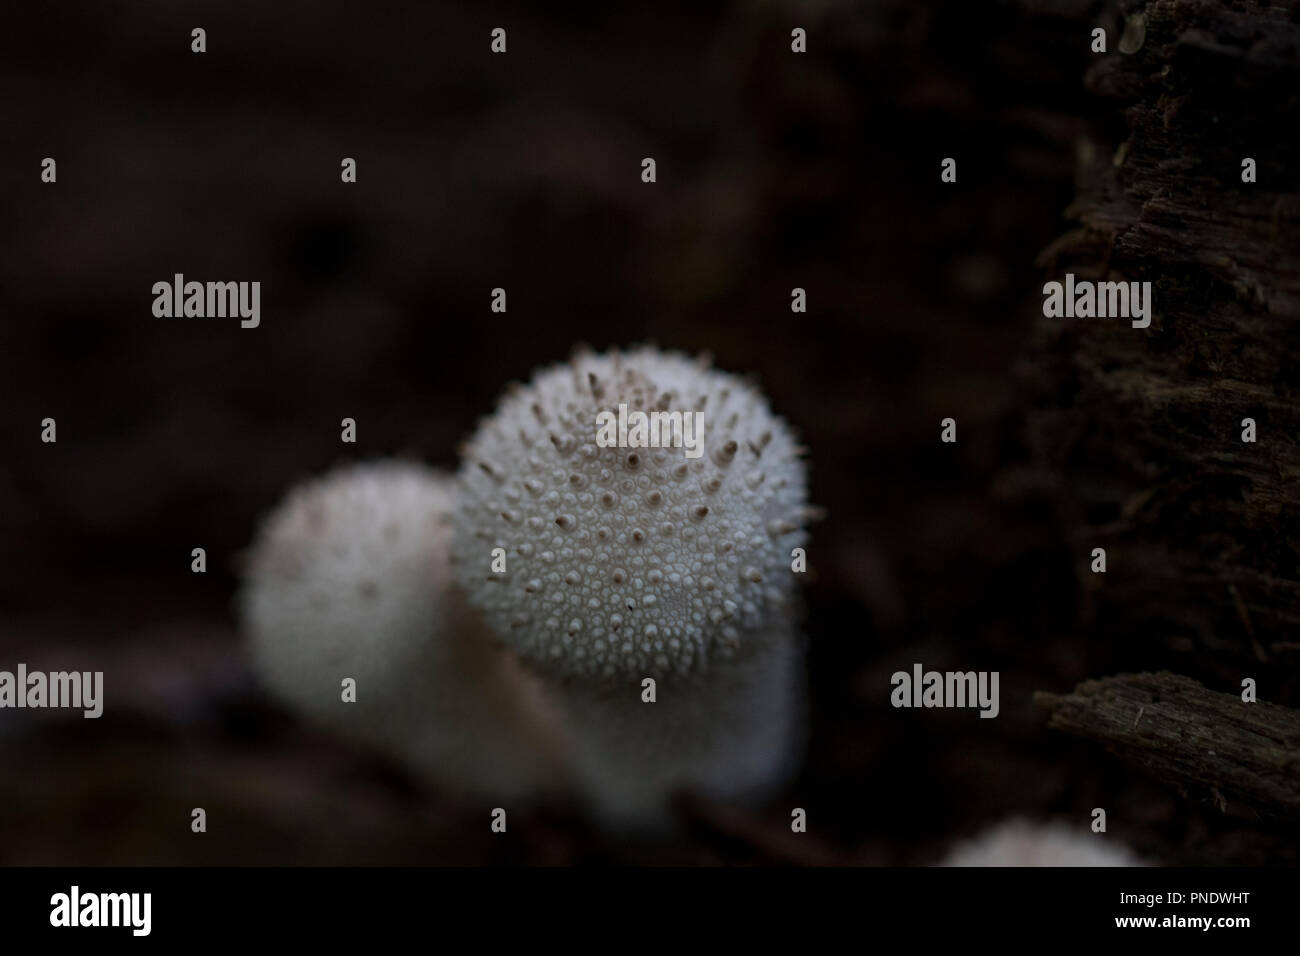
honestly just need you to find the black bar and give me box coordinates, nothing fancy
[0,867,1281,943]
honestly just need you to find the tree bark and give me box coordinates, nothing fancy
[1022,1,1300,687]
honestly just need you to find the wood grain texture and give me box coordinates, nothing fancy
[1036,671,1300,817]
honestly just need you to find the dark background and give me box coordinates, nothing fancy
[2,0,1297,865]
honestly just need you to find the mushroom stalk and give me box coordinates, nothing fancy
[559,627,807,827]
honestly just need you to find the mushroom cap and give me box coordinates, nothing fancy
[241,459,565,800]
[939,820,1146,867]
[244,461,451,706]
[454,347,811,680]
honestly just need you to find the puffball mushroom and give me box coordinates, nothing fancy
[241,459,566,802]
[939,820,1146,867]
[454,346,814,825]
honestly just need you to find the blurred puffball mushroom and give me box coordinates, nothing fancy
[455,346,815,826]
[939,820,1146,867]
[241,460,566,802]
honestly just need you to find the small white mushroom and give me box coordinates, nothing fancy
[241,459,566,802]
[938,819,1146,867]
[454,347,814,826]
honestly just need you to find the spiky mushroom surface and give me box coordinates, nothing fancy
[241,459,565,802]
[454,347,812,682]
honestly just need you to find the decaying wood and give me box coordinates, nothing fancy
[1022,1,1300,677]
[1036,671,1300,818]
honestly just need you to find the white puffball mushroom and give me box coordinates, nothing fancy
[454,346,815,826]
[241,459,566,803]
[455,346,811,679]
[939,819,1147,867]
